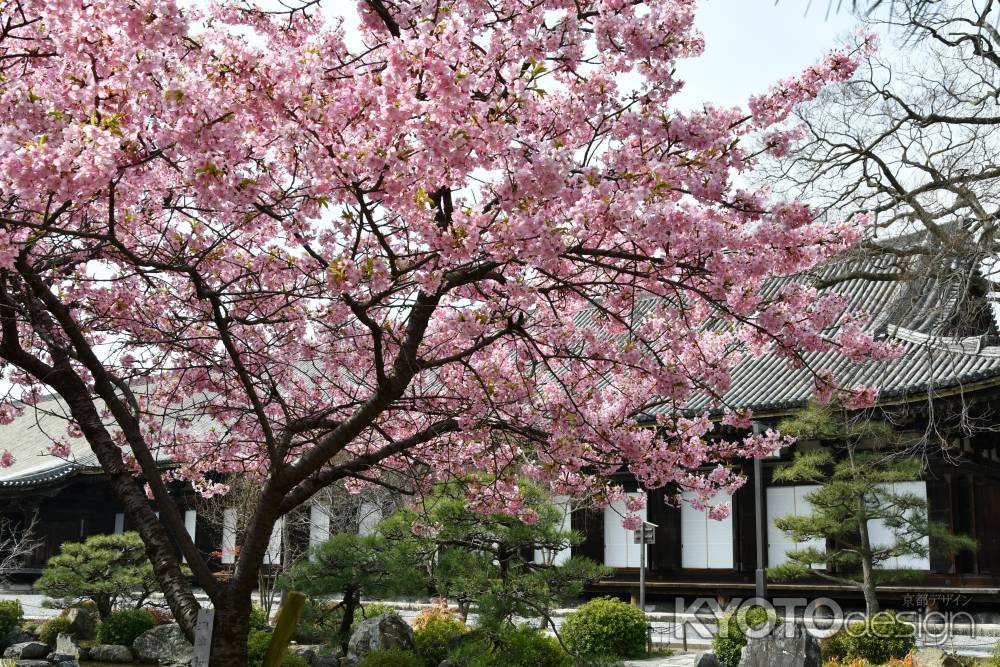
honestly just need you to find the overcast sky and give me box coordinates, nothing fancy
[672,0,861,110]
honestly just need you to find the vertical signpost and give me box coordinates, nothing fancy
[633,521,657,611]
[191,608,215,667]
[752,421,768,600]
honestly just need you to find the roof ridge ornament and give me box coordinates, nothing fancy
[885,325,1000,356]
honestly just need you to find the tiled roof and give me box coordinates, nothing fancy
[668,253,1000,416]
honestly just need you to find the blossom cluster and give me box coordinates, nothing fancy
[0,0,887,526]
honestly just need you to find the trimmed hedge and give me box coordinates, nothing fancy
[561,597,648,659]
[841,611,915,664]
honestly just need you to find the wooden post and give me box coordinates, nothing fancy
[262,591,306,667]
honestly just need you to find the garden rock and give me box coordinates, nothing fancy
[64,608,97,640]
[694,652,721,667]
[12,660,51,667]
[54,662,81,667]
[87,644,135,663]
[3,642,50,660]
[347,613,414,660]
[55,633,80,658]
[738,623,820,667]
[133,623,193,666]
[913,647,963,667]
[288,644,319,664]
[0,627,30,653]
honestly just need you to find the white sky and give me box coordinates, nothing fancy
[672,0,861,110]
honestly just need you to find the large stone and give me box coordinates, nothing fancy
[3,642,50,660]
[347,613,414,660]
[12,660,51,667]
[287,644,319,664]
[87,643,135,663]
[64,608,97,640]
[133,623,194,666]
[54,662,81,667]
[913,647,964,667]
[0,627,31,653]
[738,623,821,667]
[694,652,721,667]
[55,633,80,658]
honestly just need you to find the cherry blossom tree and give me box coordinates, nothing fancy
[0,0,885,663]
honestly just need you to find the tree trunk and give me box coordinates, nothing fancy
[96,596,112,620]
[861,574,881,617]
[848,442,881,617]
[208,591,252,667]
[339,588,359,653]
[856,490,881,616]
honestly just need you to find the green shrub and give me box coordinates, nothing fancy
[39,616,73,646]
[819,629,849,663]
[414,613,466,667]
[561,597,647,659]
[358,602,397,620]
[494,626,571,667]
[842,611,915,664]
[447,626,571,667]
[96,608,156,646]
[356,647,423,667]
[247,629,272,666]
[249,604,270,630]
[246,628,310,667]
[293,599,344,644]
[0,599,23,634]
[711,605,781,667]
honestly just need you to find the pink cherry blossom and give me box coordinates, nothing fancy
[841,385,880,410]
[47,440,71,459]
[0,0,887,651]
[708,502,732,521]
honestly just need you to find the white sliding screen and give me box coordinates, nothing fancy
[603,494,648,567]
[868,481,930,570]
[681,491,733,569]
[766,485,824,567]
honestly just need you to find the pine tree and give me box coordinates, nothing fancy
[768,403,975,615]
